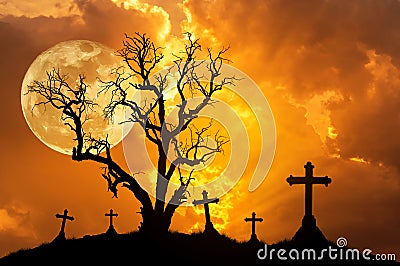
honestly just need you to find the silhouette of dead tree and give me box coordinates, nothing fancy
[26,32,237,236]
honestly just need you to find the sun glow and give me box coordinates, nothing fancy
[327,126,338,139]
[111,0,171,42]
[349,157,370,164]
[286,90,343,144]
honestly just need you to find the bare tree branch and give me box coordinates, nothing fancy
[26,67,153,211]
[26,32,236,235]
[116,32,164,84]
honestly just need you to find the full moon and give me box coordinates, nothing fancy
[21,40,132,155]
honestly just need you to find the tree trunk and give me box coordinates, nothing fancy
[139,208,173,238]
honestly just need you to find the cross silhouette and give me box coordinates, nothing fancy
[105,209,118,227]
[105,209,118,234]
[193,190,219,232]
[287,161,331,226]
[244,212,263,241]
[55,209,74,240]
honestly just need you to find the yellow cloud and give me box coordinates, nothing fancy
[349,157,370,164]
[111,0,171,42]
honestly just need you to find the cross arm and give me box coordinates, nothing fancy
[310,176,332,186]
[56,214,74,221]
[286,175,332,187]
[286,175,305,185]
[244,217,263,222]
[192,198,219,206]
[208,198,219,204]
[192,199,203,206]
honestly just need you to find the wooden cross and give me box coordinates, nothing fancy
[55,209,74,237]
[286,162,331,221]
[244,212,263,240]
[193,190,219,229]
[105,209,118,228]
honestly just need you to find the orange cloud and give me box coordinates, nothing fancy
[0,0,81,18]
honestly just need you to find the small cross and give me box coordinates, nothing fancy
[105,209,118,234]
[244,212,263,241]
[105,209,118,228]
[287,161,331,226]
[192,190,219,232]
[55,209,74,240]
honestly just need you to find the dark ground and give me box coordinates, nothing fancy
[0,230,398,266]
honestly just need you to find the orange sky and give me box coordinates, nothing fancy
[0,0,399,260]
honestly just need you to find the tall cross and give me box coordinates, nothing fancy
[105,209,118,229]
[244,212,263,241]
[193,190,219,230]
[286,162,331,222]
[55,209,74,238]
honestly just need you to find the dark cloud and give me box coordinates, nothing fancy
[1,0,167,51]
[185,0,400,95]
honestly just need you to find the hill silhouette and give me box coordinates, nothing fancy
[1,163,398,265]
[0,230,398,265]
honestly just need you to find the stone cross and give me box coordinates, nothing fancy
[105,209,118,228]
[55,209,74,239]
[244,212,263,241]
[193,190,219,231]
[286,161,331,226]
[105,209,118,234]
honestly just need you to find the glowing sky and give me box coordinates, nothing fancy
[0,0,399,259]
